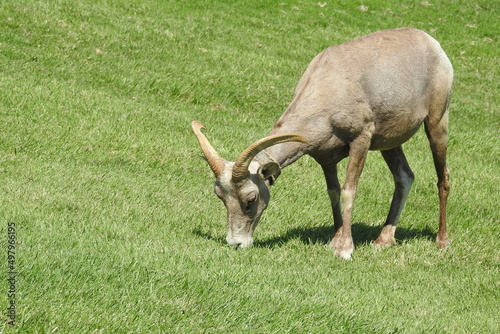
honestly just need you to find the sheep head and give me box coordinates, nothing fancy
[191,121,307,248]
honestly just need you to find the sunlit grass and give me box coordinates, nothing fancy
[0,0,498,332]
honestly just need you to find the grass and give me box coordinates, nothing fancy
[1,0,498,332]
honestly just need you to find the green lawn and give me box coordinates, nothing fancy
[1,0,498,332]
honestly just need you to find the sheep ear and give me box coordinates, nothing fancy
[258,162,281,184]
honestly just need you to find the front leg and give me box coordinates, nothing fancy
[321,164,343,246]
[374,146,415,248]
[334,132,372,259]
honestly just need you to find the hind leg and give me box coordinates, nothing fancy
[425,113,450,249]
[374,146,415,248]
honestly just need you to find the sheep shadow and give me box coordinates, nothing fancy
[193,222,435,248]
[256,222,436,248]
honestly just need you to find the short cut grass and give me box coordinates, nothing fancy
[0,0,498,332]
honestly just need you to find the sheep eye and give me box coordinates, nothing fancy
[244,195,257,212]
[248,195,257,203]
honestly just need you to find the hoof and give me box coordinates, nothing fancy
[436,236,450,249]
[374,225,397,249]
[330,232,353,260]
[373,238,396,249]
[334,247,353,260]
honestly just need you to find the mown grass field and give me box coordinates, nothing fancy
[1,0,498,332]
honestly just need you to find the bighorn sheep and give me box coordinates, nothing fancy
[192,28,453,259]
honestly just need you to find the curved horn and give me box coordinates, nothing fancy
[191,121,225,177]
[232,134,308,183]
